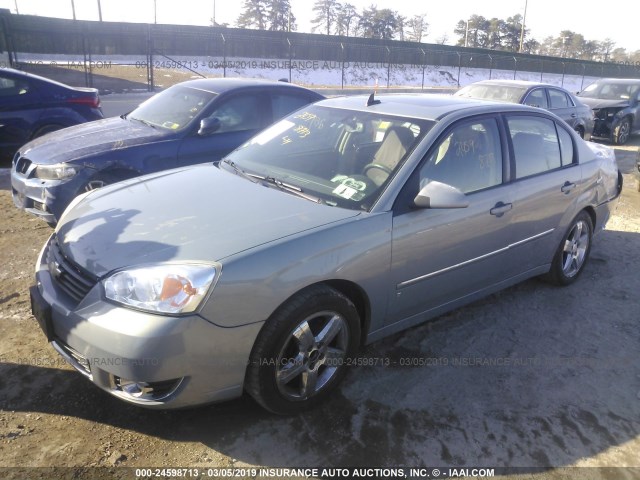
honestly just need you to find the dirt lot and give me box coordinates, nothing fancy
[0,140,639,479]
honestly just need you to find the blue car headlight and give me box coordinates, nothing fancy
[35,163,83,180]
[103,264,219,314]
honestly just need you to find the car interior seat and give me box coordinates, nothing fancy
[365,125,416,186]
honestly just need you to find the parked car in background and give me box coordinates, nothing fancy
[577,78,640,145]
[0,68,103,161]
[454,80,594,140]
[11,77,324,225]
[30,94,621,413]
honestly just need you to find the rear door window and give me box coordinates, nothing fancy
[507,116,562,178]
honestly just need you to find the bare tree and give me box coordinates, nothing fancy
[406,14,428,43]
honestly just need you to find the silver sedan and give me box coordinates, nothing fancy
[30,94,622,414]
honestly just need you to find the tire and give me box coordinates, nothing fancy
[574,126,584,139]
[544,211,593,286]
[613,117,631,145]
[245,285,361,415]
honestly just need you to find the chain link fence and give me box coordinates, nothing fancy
[2,10,639,93]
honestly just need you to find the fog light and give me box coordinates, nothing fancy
[112,376,183,402]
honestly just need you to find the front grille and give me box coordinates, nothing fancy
[53,339,92,377]
[15,157,32,175]
[47,237,98,304]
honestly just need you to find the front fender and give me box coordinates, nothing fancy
[200,212,393,336]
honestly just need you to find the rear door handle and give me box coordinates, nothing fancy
[490,202,513,217]
[571,113,577,118]
[561,181,576,194]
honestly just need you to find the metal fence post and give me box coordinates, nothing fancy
[221,33,226,78]
[513,56,517,80]
[82,31,90,88]
[147,24,154,91]
[421,48,426,90]
[340,42,345,90]
[561,62,565,87]
[488,54,492,80]
[540,59,544,82]
[457,52,461,87]
[386,46,391,88]
[287,37,292,83]
[580,64,586,91]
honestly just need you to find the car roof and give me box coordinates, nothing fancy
[175,77,320,95]
[591,78,640,84]
[467,79,560,89]
[316,93,543,121]
[0,67,78,90]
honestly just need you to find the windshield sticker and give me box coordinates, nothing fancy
[163,121,180,129]
[333,184,358,199]
[251,120,295,145]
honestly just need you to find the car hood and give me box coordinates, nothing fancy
[578,97,630,110]
[55,164,360,278]
[19,117,170,165]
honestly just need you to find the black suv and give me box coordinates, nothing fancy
[578,78,640,145]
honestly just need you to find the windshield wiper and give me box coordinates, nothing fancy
[247,173,324,204]
[128,117,157,129]
[221,159,259,183]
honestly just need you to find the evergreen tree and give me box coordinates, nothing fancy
[236,0,268,30]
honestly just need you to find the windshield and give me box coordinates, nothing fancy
[222,105,434,211]
[579,82,640,100]
[127,86,217,131]
[455,84,527,103]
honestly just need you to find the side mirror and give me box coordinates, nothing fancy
[414,181,469,209]
[198,117,221,136]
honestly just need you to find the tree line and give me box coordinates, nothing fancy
[228,0,639,63]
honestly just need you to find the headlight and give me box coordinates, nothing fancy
[35,163,82,180]
[103,264,218,314]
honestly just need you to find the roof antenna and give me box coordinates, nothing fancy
[367,78,381,106]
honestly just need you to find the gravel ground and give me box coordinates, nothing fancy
[0,140,639,480]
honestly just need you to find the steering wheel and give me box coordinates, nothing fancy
[363,163,393,176]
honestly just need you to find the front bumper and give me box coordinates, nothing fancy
[33,236,263,409]
[11,164,88,224]
[591,118,614,141]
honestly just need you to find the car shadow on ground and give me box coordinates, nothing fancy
[2,225,639,471]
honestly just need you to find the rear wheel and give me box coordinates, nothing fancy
[544,211,593,286]
[574,126,584,139]
[613,118,631,145]
[245,285,360,415]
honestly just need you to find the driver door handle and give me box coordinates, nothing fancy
[561,181,576,194]
[490,201,512,217]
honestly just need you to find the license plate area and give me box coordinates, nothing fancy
[30,285,54,342]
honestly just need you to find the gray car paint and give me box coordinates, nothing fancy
[35,94,621,409]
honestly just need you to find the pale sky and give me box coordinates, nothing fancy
[1,0,638,52]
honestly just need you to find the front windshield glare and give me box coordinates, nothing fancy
[456,85,526,103]
[128,86,217,130]
[579,82,640,100]
[224,105,433,211]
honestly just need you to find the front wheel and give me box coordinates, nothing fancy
[245,285,361,415]
[544,211,593,286]
[613,118,631,145]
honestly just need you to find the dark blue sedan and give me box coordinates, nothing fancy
[0,68,103,160]
[11,77,324,225]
